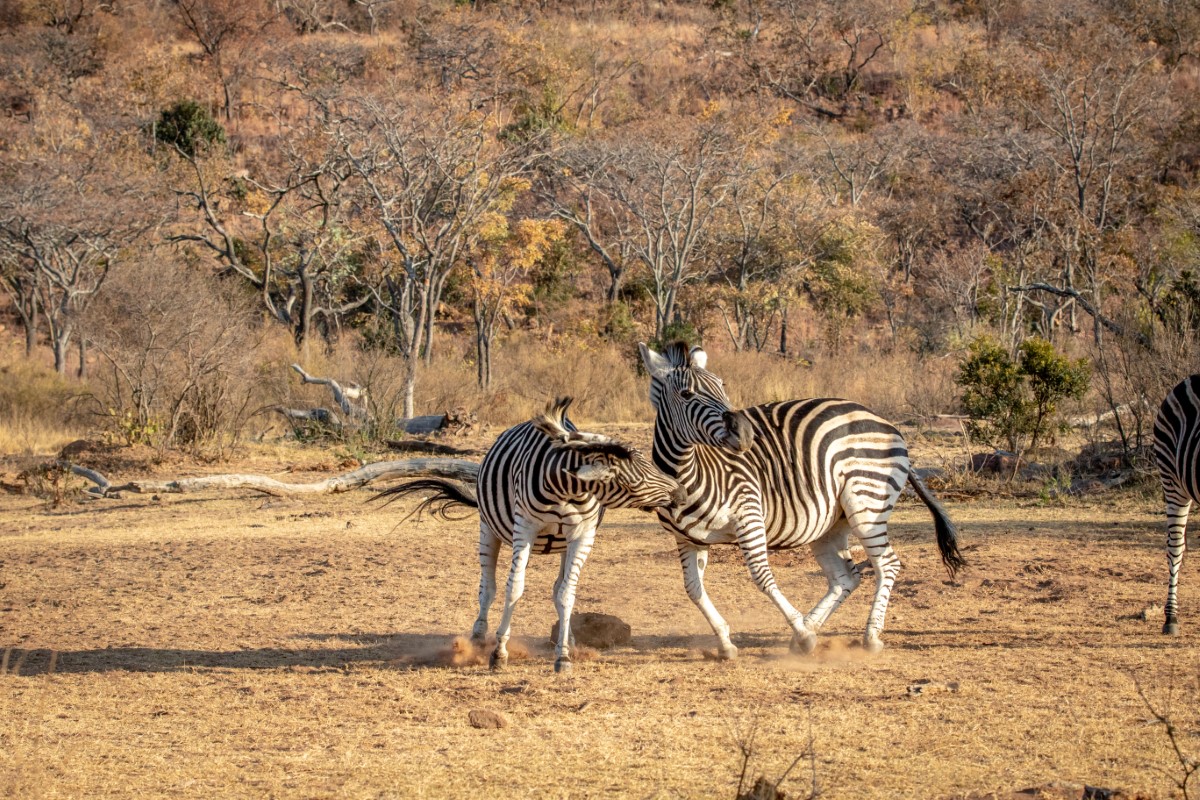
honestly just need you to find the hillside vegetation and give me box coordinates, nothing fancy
[1,0,1198,452]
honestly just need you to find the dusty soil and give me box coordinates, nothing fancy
[1,435,1196,799]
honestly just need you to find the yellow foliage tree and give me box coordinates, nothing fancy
[467,216,565,389]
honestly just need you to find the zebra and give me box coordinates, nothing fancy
[377,397,683,672]
[1155,375,1200,635]
[639,341,966,656]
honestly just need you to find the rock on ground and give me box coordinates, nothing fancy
[467,709,508,729]
[550,612,631,649]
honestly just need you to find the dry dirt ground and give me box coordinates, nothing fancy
[2,436,1199,799]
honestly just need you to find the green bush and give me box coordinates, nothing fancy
[957,336,1091,454]
[155,100,225,157]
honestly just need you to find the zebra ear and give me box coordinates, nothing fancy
[688,347,708,369]
[639,342,671,377]
[572,462,616,483]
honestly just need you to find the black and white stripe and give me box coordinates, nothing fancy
[1154,376,1200,634]
[640,342,965,656]
[378,397,681,672]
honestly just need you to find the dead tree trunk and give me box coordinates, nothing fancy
[62,458,481,498]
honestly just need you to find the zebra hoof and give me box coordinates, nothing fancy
[554,658,573,674]
[790,632,817,655]
[716,643,739,661]
[864,635,884,654]
[1164,620,1180,635]
[489,650,507,671]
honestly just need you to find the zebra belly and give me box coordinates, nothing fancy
[677,518,739,547]
[669,497,841,549]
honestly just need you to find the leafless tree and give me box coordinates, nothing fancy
[540,141,637,304]
[1011,52,1159,337]
[0,120,158,375]
[168,116,369,354]
[171,0,276,122]
[331,97,543,417]
[565,124,740,340]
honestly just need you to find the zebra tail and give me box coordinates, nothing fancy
[909,470,966,578]
[371,478,479,524]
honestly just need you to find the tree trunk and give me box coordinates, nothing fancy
[402,356,416,420]
[77,336,87,379]
[605,266,623,304]
[52,328,70,375]
[24,310,37,356]
[12,290,39,357]
[778,304,789,356]
[476,328,492,390]
[297,261,315,356]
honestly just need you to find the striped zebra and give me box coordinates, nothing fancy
[378,397,682,672]
[639,342,966,656]
[1155,376,1200,635]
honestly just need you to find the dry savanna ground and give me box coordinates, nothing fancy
[1,433,1198,799]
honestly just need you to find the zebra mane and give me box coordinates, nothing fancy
[531,396,634,460]
[663,340,707,369]
[663,341,692,367]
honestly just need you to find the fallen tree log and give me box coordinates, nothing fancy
[401,415,447,435]
[61,458,481,499]
[272,406,342,426]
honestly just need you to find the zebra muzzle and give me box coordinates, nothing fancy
[721,410,756,453]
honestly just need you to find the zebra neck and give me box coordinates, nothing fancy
[651,418,694,479]
[542,449,587,500]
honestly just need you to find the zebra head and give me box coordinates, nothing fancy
[639,341,755,453]
[532,398,685,510]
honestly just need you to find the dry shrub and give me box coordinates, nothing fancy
[86,256,262,457]
[0,339,86,455]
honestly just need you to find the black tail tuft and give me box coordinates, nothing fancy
[372,478,479,525]
[909,471,966,579]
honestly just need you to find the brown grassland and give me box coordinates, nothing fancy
[1,429,1198,799]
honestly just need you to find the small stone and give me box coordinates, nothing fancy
[468,709,508,729]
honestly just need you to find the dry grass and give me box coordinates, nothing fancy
[711,347,959,422]
[0,324,962,456]
[0,430,1195,799]
[0,340,87,456]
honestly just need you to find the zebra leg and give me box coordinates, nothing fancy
[472,524,500,644]
[1164,494,1192,635]
[491,524,535,671]
[553,527,597,673]
[678,541,738,660]
[846,512,902,654]
[801,520,863,637]
[551,554,577,651]
[735,519,816,654]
